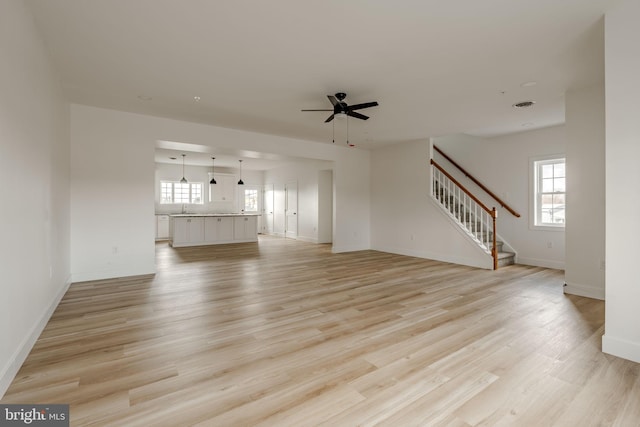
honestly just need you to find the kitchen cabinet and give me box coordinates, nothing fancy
[204,216,234,243]
[234,216,258,241]
[156,214,170,240]
[169,214,259,247]
[170,217,204,246]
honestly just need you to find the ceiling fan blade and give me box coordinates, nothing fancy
[301,109,333,111]
[346,101,379,111]
[324,114,335,123]
[347,111,369,120]
[327,95,339,106]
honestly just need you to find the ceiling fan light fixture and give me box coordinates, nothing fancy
[301,92,378,124]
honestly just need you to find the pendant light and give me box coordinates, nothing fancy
[237,159,244,185]
[209,157,217,184]
[180,154,188,183]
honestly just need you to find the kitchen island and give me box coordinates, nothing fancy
[169,213,260,247]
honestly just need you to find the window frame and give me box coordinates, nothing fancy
[160,181,204,205]
[241,186,260,213]
[530,155,566,231]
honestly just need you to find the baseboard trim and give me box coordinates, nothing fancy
[564,282,605,300]
[71,264,156,283]
[0,275,72,399]
[372,244,492,270]
[516,256,565,270]
[296,236,318,244]
[602,334,640,364]
[332,244,370,253]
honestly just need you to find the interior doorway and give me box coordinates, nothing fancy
[285,182,298,238]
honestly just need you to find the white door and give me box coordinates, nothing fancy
[263,184,274,235]
[285,182,298,238]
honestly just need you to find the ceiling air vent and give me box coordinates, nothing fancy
[513,100,536,108]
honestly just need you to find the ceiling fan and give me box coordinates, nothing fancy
[301,92,378,123]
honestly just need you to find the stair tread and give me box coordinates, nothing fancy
[497,251,515,259]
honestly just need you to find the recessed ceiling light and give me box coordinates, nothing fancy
[138,95,152,101]
[513,101,536,108]
[521,81,537,87]
[522,122,535,127]
[193,96,201,102]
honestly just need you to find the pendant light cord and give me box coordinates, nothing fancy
[180,154,188,183]
[238,159,244,185]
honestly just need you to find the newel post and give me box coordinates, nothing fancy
[492,207,498,270]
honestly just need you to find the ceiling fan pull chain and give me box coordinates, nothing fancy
[332,120,335,143]
[346,115,349,145]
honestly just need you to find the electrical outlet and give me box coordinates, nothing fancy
[410,234,415,241]
[546,241,553,249]
[112,246,119,254]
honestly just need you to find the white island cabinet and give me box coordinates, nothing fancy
[234,216,258,241]
[204,216,234,243]
[171,217,204,246]
[169,214,259,247]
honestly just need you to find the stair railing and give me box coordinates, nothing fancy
[431,159,498,270]
[433,145,521,218]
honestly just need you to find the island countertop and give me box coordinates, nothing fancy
[168,213,261,217]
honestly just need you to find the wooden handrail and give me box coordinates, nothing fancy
[431,159,495,217]
[433,145,521,218]
[431,159,499,269]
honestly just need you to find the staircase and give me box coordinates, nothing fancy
[461,215,515,268]
[431,161,515,269]
[495,242,515,267]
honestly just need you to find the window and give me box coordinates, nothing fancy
[160,181,203,204]
[243,188,259,212]
[532,157,565,228]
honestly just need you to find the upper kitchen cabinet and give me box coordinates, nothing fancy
[209,174,236,203]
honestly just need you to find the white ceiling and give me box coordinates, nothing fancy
[27,0,615,151]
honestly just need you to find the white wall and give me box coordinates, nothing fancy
[371,139,492,269]
[70,105,370,281]
[603,0,640,363]
[70,107,156,282]
[318,170,333,244]
[333,151,371,252]
[564,85,605,300]
[435,127,566,269]
[0,0,71,397]
[264,160,333,243]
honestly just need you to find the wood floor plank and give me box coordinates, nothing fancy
[2,236,639,426]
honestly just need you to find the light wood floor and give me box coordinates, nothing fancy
[3,237,640,426]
